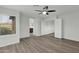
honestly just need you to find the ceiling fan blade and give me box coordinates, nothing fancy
[43,6,48,10]
[47,10,56,12]
[39,13,42,14]
[46,13,49,15]
[35,10,42,12]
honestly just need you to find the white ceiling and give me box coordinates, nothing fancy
[0,5,79,19]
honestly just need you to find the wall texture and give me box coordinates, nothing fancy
[60,11,79,41]
[20,13,30,38]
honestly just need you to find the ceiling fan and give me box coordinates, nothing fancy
[35,6,56,15]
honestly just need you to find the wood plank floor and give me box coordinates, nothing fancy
[0,34,79,53]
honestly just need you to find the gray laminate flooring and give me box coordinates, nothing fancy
[0,34,79,53]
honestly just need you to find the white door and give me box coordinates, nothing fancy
[55,18,63,38]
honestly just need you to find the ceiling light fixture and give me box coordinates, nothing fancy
[42,11,47,15]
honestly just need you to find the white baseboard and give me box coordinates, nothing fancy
[0,40,19,47]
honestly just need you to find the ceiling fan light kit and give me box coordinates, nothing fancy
[42,11,47,15]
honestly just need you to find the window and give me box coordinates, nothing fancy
[0,15,16,35]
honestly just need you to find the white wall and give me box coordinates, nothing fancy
[33,18,41,36]
[20,13,30,38]
[0,7,20,47]
[41,19,54,35]
[60,11,79,41]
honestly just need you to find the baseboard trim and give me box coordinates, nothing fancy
[62,38,79,43]
[0,40,19,47]
[20,37,30,40]
[55,37,63,39]
[54,37,79,42]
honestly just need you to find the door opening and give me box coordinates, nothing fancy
[29,18,34,37]
[54,18,63,38]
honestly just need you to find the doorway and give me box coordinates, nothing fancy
[54,18,63,38]
[29,18,34,36]
[40,18,63,38]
